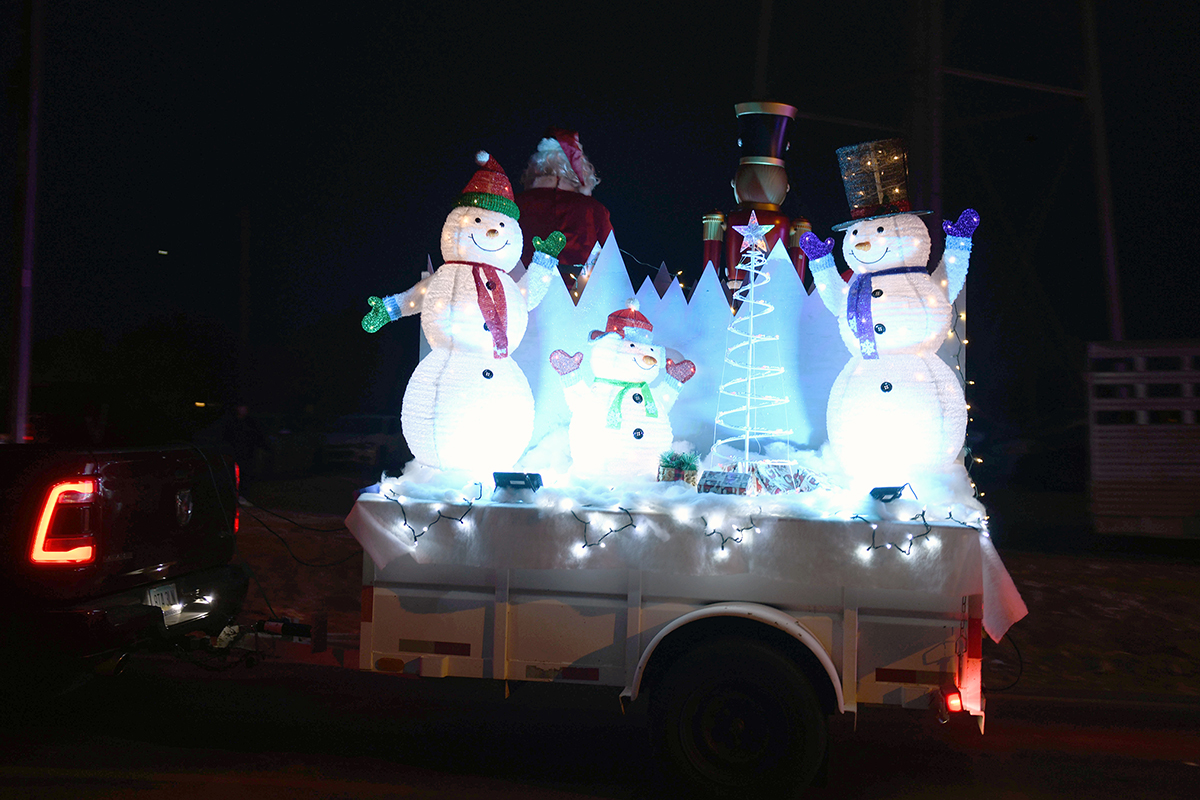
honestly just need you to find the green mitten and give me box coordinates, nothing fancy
[361,296,391,333]
[532,230,566,258]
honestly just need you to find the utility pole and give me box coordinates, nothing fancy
[10,0,43,443]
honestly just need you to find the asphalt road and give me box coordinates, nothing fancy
[2,653,1198,799]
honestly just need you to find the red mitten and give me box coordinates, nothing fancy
[665,358,696,384]
[550,349,584,375]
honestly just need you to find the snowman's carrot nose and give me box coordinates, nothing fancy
[641,355,657,367]
[486,228,500,238]
[855,241,871,252]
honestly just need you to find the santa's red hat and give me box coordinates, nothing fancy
[591,299,653,343]
[455,151,520,221]
[546,126,588,186]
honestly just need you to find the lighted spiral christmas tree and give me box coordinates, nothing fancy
[712,211,793,472]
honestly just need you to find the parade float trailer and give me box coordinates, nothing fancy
[346,147,1026,795]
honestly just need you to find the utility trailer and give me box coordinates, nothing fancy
[347,491,1026,797]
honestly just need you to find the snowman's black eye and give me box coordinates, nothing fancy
[474,217,482,223]
[877,226,884,233]
[851,229,858,236]
[499,222,505,227]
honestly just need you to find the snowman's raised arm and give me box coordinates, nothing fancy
[933,209,979,303]
[799,232,848,318]
[382,274,435,319]
[517,231,565,310]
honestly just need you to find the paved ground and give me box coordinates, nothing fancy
[234,473,1200,702]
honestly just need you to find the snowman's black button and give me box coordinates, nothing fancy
[632,428,644,439]
[485,280,496,290]
[880,382,892,393]
[483,369,494,379]
[874,323,886,334]
[871,289,883,298]
[633,393,643,404]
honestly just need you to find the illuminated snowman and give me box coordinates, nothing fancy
[361,151,563,473]
[550,300,696,481]
[799,139,978,489]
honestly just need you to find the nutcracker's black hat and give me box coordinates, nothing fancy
[735,101,797,168]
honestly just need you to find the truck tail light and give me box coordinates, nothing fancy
[234,462,240,534]
[30,478,99,564]
[943,689,963,713]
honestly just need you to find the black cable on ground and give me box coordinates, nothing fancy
[245,509,362,568]
[240,500,349,533]
[985,632,1024,693]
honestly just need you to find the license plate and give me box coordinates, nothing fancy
[147,583,179,614]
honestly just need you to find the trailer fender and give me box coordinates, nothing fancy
[630,602,845,712]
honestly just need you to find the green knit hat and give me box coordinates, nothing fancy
[454,150,520,221]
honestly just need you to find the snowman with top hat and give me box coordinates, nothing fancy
[361,151,565,474]
[550,300,696,482]
[799,139,979,494]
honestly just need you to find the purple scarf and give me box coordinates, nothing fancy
[847,266,927,359]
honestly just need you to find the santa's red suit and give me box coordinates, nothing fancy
[516,187,612,268]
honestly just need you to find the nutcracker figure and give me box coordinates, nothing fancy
[702,102,825,295]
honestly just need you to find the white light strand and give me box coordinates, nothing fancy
[713,213,792,472]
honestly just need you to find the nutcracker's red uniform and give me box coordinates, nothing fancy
[703,102,847,295]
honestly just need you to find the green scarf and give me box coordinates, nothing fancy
[594,378,658,429]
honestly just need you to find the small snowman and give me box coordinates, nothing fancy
[799,139,978,490]
[361,151,565,473]
[550,300,696,481]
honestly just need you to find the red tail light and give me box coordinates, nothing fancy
[233,462,240,534]
[944,689,964,714]
[30,478,99,564]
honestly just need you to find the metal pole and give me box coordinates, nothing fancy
[10,0,43,444]
[1080,0,1123,341]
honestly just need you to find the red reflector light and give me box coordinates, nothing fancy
[944,690,964,713]
[31,479,98,564]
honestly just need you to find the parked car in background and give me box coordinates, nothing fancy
[320,414,405,470]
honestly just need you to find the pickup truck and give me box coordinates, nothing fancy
[348,486,1027,798]
[0,444,248,692]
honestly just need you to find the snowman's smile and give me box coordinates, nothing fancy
[470,234,510,252]
[634,354,657,370]
[853,246,889,265]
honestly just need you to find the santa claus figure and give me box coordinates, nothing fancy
[516,127,614,298]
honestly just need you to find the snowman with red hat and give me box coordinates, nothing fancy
[550,300,696,481]
[361,151,565,474]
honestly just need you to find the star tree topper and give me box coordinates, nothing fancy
[732,210,775,253]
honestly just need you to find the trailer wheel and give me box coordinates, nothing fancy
[650,636,827,799]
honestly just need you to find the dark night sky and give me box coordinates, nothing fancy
[3,1,1198,437]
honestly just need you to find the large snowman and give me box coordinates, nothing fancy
[550,300,696,482]
[799,139,978,491]
[361,151,564,473]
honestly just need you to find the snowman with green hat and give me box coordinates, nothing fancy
[361,151,565,473]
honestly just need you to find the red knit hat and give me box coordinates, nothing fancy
[455,151,520,221]
[590,299,653,343]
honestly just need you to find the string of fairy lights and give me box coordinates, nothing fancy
[375,489,986,559]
